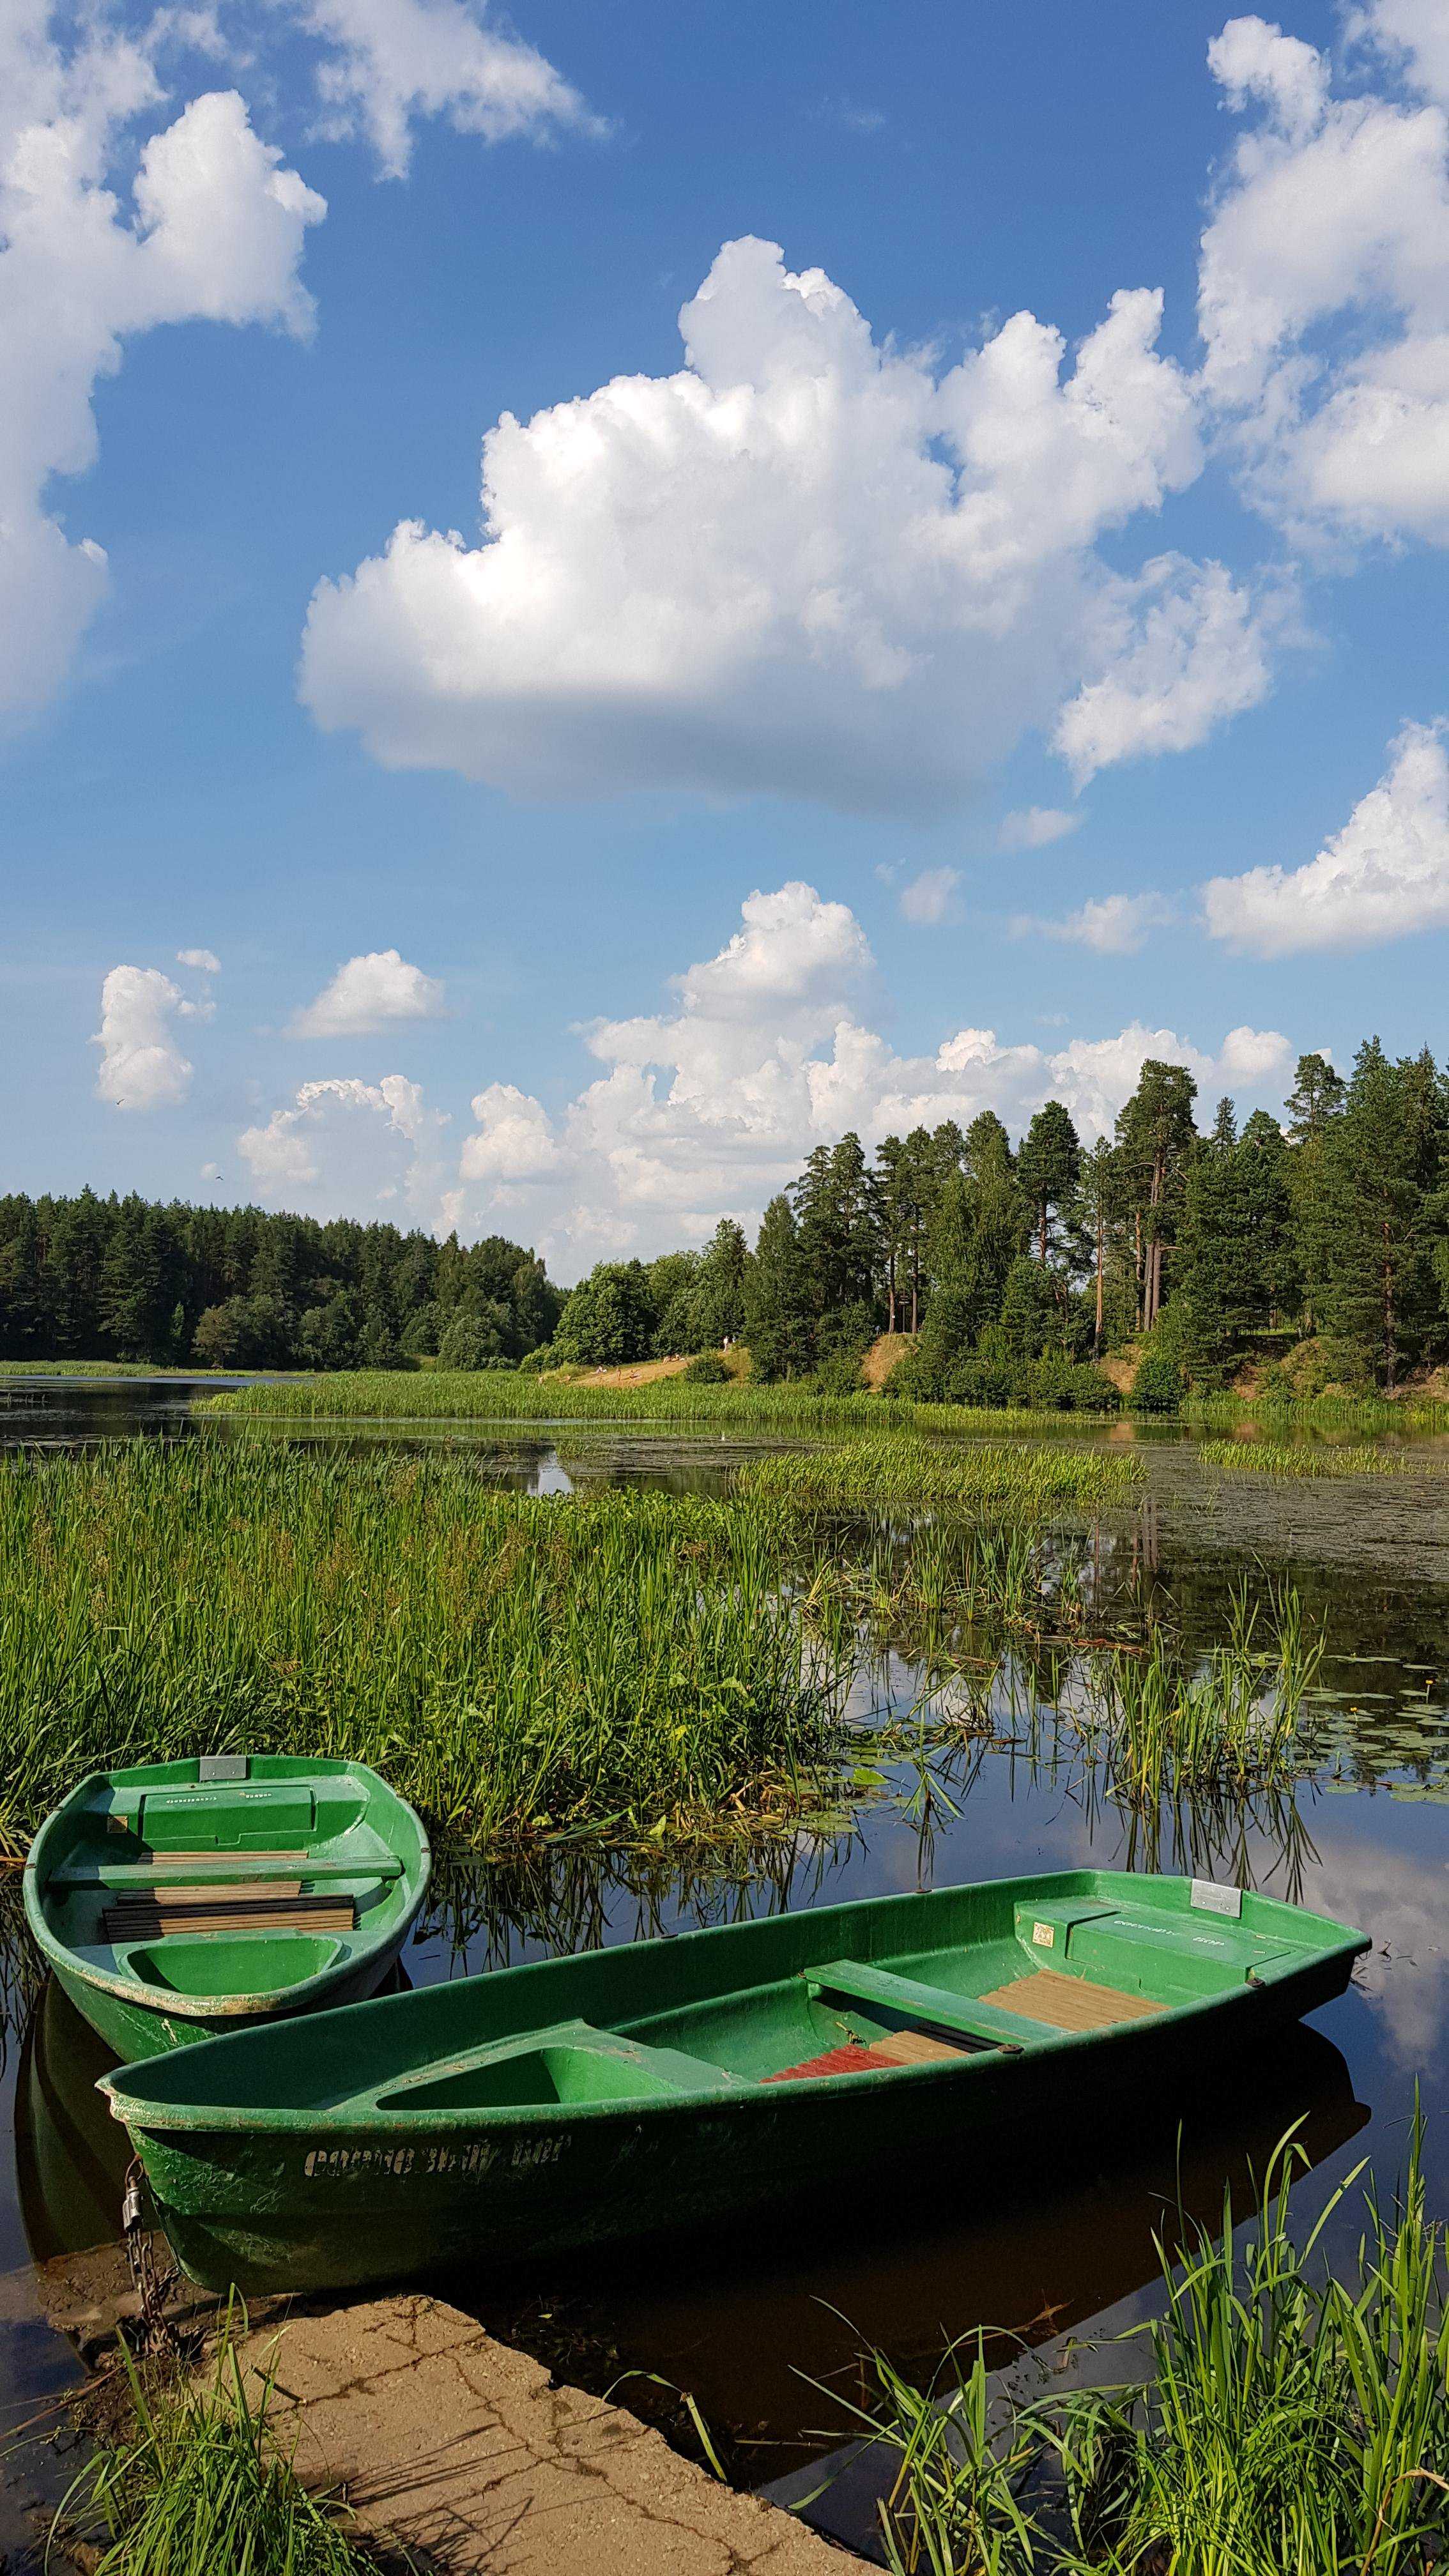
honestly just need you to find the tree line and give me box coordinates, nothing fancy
[548,1041,1449,1404]
[6,1038,1446,1398]
[0,1192,560,1370]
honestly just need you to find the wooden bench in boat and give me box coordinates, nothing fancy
[102,1889,358,1940]
[805,1959,1048,2053]
[62,1848,371,1943]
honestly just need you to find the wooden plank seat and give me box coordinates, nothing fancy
[977,1968,1163,2032]
[102,1889,357,1941]
[804,1959,1048,2054]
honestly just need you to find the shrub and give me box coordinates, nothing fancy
[683,1352,730,1384]
[1131,1350,1184,1413]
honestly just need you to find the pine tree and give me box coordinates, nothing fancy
[745,1197,814,1379]
[691,1219,750,1348]
[1285,1052,1347,1336]
[1018,1102,1081,1266]
[1114,1061,1199,1332]
[1321,1041,1448,1388]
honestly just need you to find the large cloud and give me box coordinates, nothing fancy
[0,20,325,723]
[295,236,1287,815]
[449,882,1291,1267]
[289,947,446,1037]
[93,957,215,1110]
[1200,13,1449,544]
[238,1075,449,1218]
[300,0,600,179]
[1202,717,1449,953]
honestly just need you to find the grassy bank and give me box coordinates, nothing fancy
[207,1367,1123,1439]
[0,1444,859,1855]
[1189,1389,1449,1434]
[850,2126,1449,2575]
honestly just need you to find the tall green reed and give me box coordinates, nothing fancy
[845,2122,1449,2576]
[0,1443,855,1855]
[61,2324,371,2575]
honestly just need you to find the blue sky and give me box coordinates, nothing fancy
[6,0,1448,1275]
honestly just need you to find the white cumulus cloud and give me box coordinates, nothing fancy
[1201,717,1449,953]
[93,963,206,1110]
[176,947,222,973]
[0,22,326,723]
[298,236,1239,816]
[1054,556,1284,783]
[1014,892,1178,954]
[237,1074,448,1215]
[1200,13,1449,544]
[299,0,601,180]
[999,806,1082,850]
[289,947,446,1037]
[448,882,1290,1265]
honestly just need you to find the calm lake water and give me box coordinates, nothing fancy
[2,1375,1448,2559]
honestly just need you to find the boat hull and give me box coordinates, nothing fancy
[50,1933,411,2063]
[104,1872,1365,2294]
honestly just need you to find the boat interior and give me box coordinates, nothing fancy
[348,1888,1315,2115]
[42,1760,412,2001]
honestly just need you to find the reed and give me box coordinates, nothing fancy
[849,2122,1449,2576]
[0,1443,857,1856]
[209,1370,1116,1441]
[62,2329,371,2575]
[735,1439,1140,1517]
[1068,1582,1322,1807]
[1188,1390,1449,1434]
[1200,1438,1415,1478]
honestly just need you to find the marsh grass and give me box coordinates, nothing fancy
[61,2328,374,2574]
[1188,1392,1449,1436]
[1200,1439,1418,1479]
[844,2122,1449,2576]
[735,1439,1140,1517]
[209,1370,1119,1442]
[0,1443,858,1855]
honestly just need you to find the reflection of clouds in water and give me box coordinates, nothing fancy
[1300,1839,1448,2070]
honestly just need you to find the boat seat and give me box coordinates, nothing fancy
[805,1960,1049,2053]
[1017,1901,1296,1998]
[370,2020,756,2115]
[102,1889,358,1941]
[52,1855,402,1892]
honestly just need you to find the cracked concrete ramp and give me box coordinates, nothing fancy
[233,2292,869,2574]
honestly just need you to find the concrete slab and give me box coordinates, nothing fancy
[230,2292,869,2575]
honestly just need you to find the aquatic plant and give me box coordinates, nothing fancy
[1069,1582,1322,1809]
[61,2328,371,2575]
[208,1368,1130,1443]
[1200,1438,1417,1478]
[0,1443,858,1855]
[848,2122,1449,2576]
[735,1438,1139,1517]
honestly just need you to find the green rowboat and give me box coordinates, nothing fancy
[102,1867,1367,2292]
[27,1756,430,2060]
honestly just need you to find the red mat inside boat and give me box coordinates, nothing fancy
[763,2042,904,2083]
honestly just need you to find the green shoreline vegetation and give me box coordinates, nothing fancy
[846,2124,1449,2576]
[65,2331,371,2575]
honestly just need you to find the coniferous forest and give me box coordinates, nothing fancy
[4,1040,1448,1400]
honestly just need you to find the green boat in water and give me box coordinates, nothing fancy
[27,1756,430,2061]
[102,1868,1367,2292]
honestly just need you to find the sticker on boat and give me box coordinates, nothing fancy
[1190,1880,1243,1919]
[1032,1921,1055,1947]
